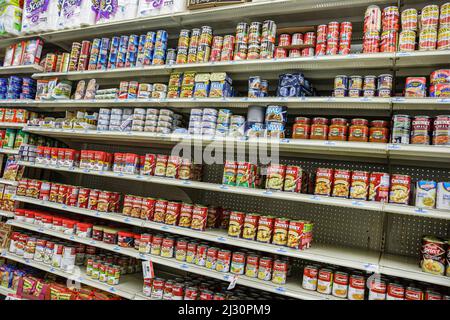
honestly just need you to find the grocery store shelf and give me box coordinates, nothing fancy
[0,148,19,155]
[32,53,396,81]
[0,64,43,75]
[0,178,18,186]
[387,144,450,165]
[0,250,143,299]
[394,50,450,68]
[392,97,450,111]
[6,219,340,299]
[0,286,17,297]
[0,97,392,112]
[0,209,15,218]
[0,0,392,48]
[379,254,450,288]
[15,164,385,213]
[383,203,450,220]
[0,122,25,129]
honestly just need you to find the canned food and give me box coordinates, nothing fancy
[389,174,411,205]
[421,236,447,276]
[257,257,273,281]
[317,268,333,295]
[302,265,318,291]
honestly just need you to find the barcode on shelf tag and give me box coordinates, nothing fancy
[161,226,169,230]
[50,267,55,272]
[275,287,286,293]
[62,205,67,209]
[263,190,273,195]
[360,97,370,102]
[142,260,154,279]
[113,246,121,251]
[348,54,358,59]
[117,173,124,177]
[310,195,321,201]
[124,217,130,222]
[277,247,287,253]
[90,240,96,245]
[38,227,44,232]
[139,253,146,259]
[325,141,336,146]
[392,97,405,102]
[281,139,290,143]
[414,207,428,214]
[83,169,89,173]
[352,201,364,207]
[180,263,189,270]
[109,287,116,292]
[388,144,401,150]
[70,236,75,240]
[24,259,30,264]
[95,211,101,217]
[397,52,411,57]
[439,98,450,103]
[227,275,238,290]
[136,175,143,179]
[220,185,229,190]
[363,263,380,273]
[183,180,192,185]
[217,237,226,242]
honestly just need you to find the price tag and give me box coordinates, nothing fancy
[352,201,364,207]
[113,246,121,252]
[325,141,336,146]
[276,247,287,253]
[161,226,169,230]
[142,260,154,279]
[183,180,192,185]
[124,217,130,222]
[263,190,273,195]
[136,175,143,179]
[415,207,428,214]
[363,263,380,273]
[117,173,124,177]
[327,97,335,102]
[439,98,450,103]
[392,97,405,102]
[90,240,96,245]
[139,253,146,259]
[396,52,411,57]
[275,287,286,293]
[347,54,358,59]
[180,263,189,270]
[62,205,67,209]
[227,275,238,290]
[388,144,401,150]
[70,235,75,240]
[38,227,44,232]
[220,185,229,190]
[50,267,55,272]
[83,169,89,173]
[216,237,227,242]
[109,287,116,293]
[310,195,321,201]
[95,211,101,217]
[281,139,290,143]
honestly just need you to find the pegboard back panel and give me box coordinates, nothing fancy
[384,215,450,258]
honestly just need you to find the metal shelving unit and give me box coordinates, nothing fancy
[0,123,25,129]
[0,210,15,218]
[0,179,19,186]
[0,65,43,75]
[0,148,19,155]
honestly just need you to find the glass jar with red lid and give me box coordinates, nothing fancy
[292,117,311,139]
[369,120,389,143]
[310,117,329,140]
[328,118,348,141]
[348,118,369,142]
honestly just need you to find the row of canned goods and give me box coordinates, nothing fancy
[16,179,121,213]
[143,274,277,300]
[228,212,312,250]
[8,230,140,282]
[302,265,449,300]
[333,74,392,98]
[405,69,450,98]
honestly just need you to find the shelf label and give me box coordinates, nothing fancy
[180,263,189,270]
[352,201,364,207]
[281,139,290,144]
[387,144,401,150]
[439,98,450,103]
[216,237,227,242]
[62,205,67,209]
[310,195,321,201]
[183,180,192,185]
[161,226,169,230]
[69,235,75,240]
[414,207,428,214]
[95,211,101,217]
[109,287,116,293]
[113,246,121,252]
[135,175,143,179]
[83,169,90,173]
[396,52,411,57]
[324,141,336,146]
[90,240,96,245]
[363,263,380,273]
[220,185,229,190]
[392,97,405,102]
[276,247,287,253]
[38,227,44,232]
[275,287,286,294]
[117,173,124,177]
[50,267,55,272]
[227,275,238,290]
[263,190,273,195]
[124,217,130,222]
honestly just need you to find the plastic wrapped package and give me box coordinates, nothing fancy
[97,0,138,24]
[0,4,22,36]
[21,0,61,33]
[57,0,99,30]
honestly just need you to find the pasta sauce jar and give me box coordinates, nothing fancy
[348,118,369,142]
[369,120,389,143]
[328,118,348,141]
[292,117,311,139]
[310,117,329,140]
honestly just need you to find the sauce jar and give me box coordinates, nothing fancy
[310,117,329,140]
[328,118,348,141]
[348,118,369,142]
[369,120,389,143]
[103,228,118,244]
[292,117,311,139]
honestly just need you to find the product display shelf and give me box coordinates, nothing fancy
[5,219,340,300]
[16,162,450,220]
[0,250,143,299]
[0,178,19,186]
[394,50,450,68]
[0,148,19,155]
[31,53,397,81]
[0,286,18,298]
[0,122,25,129]
[20,128,450,165]
[0,0,393,48]
[0,64,43,75]
[379,254,450,288]
[0,97,393,112]
[0,209,15,218]
[392,97,450,111]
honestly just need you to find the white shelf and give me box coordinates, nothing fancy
[379,253,450,288]
[16,162,450,220]
[6,219,340,300]
[0,209,14,218]
[0,178,18,186]
[0,148,19,155]
[0,250,143,299]
[0,122,25,129]
[394,50,450,68]
[0,286,16,297]
[392,97,450,111]
[0,64,43,75]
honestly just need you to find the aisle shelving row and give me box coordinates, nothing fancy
[0,148,19,155]
[17,161,450,219]
[0,210,15,218]
[20,128,450,165]
[10,197,450,288]
[16,161,450,220]
[4,219,339,300]
[1,97,450,112]
[0,179,18,187]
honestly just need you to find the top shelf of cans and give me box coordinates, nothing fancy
[3,3,450,78]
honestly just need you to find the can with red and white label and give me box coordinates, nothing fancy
[348,273,365,300]
[317,268,333,295]
[386,282,405,300]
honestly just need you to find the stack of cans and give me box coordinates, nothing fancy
[188,108,217,136]
[216,109,232,136]
[116,35,129,68]
[339,22,353,54]
[316,24,328,56]
[107,36,120,69]
[152,30,168,65]
[265,105,287,138]
[229,115,246,137]
[77,40,92,71]
[0,78,8,99]
[7,76,23,100]
[136,32,156,67]
[176,29,190,64]
[131,108,146,131]
[326,21,340,55]
[220,35,235,61]
[303,32,316,56]
[234,22,249,61]
[88,38,102,70]
[187,28,201,63]
[260,20,277,59]
[168,72,183,98]
[21,77,36,99]
[68,42,82,71]
[210,36,224,62]
[125,35,140,68]
[363,5,382,53]
[248,22,262,60]
[197,26,213,63]
[248,76,268,98]
[0,77,37,100]
[97,38,110,70]
[380,6,399,52]
[109,108,133,131]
